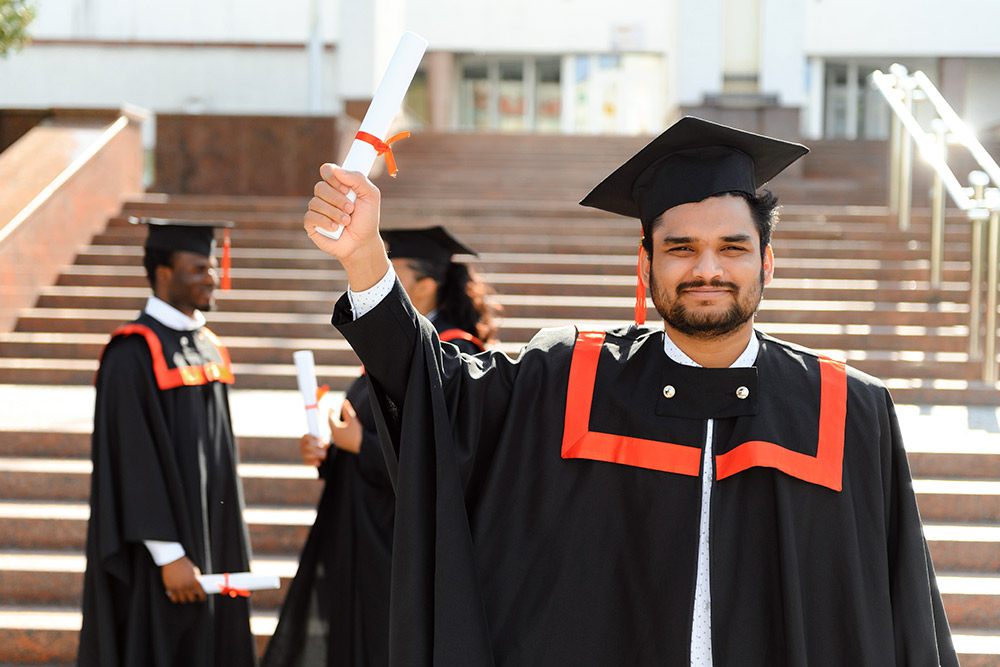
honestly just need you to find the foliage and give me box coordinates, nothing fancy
[0,0,36,57]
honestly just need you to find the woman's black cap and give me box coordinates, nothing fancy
[579,116,809,237]
[382,226,477,264]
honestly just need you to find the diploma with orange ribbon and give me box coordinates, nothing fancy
[316,30,429,240]
[197,572,280,596]
[293,350,323,438]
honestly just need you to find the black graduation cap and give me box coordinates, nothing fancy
[130,217,236,289]
[382,226,477,265]
[579,116,809,238]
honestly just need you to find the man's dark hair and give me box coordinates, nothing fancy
[142,247,176,289]
[642,188,780,260]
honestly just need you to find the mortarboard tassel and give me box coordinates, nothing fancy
[634,242,646,326]
[221,228,231,291]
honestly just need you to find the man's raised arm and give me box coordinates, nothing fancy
[304,163,390,291]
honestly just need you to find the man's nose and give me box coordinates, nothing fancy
[691,251,723,279]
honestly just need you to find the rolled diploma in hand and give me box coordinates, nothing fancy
[316,30,429,240]
[198,572,280,594]
[293,350,321,438]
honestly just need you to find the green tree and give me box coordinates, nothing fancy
[0,0,36,57]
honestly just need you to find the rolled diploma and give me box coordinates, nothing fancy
[198,572,280,594]
[293,350,321,438]
[316,30,429,240]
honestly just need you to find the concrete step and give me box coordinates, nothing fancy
[57,248,982,280]
[0,332,982,386]
[0,605,279,664]
[96,214,977,248]
[925,524,1000,573]
[0,459,323,506]
[0,501,313,555]
[0,572,996,664]
[0,432,312,466]
[2,470,996,522]
[22,288,973,329]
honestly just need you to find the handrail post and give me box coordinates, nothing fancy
[929,119,948,289]
[985,206,999,384]
[886,64,908,215]
[889,107,901,214]
[969,171,989,359]
[897,81,915,231]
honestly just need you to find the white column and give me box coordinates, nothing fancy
[844,61,859,140]
[804,57,825,140]
[560,54,576,134]
[524,56,537,131]
[675,0,724,106]
[306,0,323,113]
[337,0,405,101]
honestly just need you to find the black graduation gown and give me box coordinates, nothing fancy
[262,316,484,667]
[333,281,959,667]
[78,312,257,667]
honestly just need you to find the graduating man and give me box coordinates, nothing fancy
[79,218,257,667]
[303,117,958,666]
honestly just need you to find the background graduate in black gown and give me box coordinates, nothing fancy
[262,226,500,667]
[79,218,257,667]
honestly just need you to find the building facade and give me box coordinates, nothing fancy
[2,0,999,141]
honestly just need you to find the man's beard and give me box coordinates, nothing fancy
[650,269,764,340]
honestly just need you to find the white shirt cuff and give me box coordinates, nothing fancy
[144,540,186,566]
[347,264,396,320]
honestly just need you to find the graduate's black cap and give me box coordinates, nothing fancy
[579,116,809,238]
[382,226,477,265]
[130,217,235,257]
[130,217,236,289]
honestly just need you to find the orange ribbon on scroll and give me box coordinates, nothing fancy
[355,130,411,177]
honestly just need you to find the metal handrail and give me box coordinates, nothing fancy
[870,64,1000,385]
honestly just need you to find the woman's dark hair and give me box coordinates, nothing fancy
[142,247,176,288]
[407,258,501,344]
[642,188,780,260]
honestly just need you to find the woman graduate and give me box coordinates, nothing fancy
[262,226,500,667]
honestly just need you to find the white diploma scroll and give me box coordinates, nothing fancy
[293,350,322,438]
[198,572,280,595]
[316,30,429,240]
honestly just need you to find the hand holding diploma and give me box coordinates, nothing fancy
[315,31,428,240]
[304,164,390,291]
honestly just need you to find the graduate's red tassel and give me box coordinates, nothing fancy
[635,243,647,325]
[221,228,231,291]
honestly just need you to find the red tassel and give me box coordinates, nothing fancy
[221,228,231,291]
[635,243,646,326]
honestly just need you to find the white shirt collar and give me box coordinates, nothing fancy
[662,330,759,369]
[144,296,206,331]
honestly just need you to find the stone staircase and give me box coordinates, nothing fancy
[0,132,998,664]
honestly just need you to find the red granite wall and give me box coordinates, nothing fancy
[153,114,344,196]
[0,111,144,332]
[0,109,124,154]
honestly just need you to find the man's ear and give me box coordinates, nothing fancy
[763,244,774,286]
[154,263,173,293]
[639,244,651,289]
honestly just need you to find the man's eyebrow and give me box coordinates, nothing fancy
[660,235,695,245]
[721,233,754,243]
